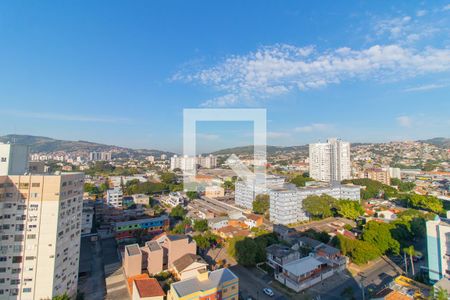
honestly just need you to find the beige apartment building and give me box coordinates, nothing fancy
[360,168,391,185]
[0,172,85,300]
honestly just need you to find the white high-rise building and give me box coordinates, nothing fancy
[426,213,450,282]
[0,172,85,299]
[309,138,351,183]
[0,144,29,176]
[197,154,217,169]
[170,155,196,172]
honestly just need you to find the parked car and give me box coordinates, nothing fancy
[263,288,274,297]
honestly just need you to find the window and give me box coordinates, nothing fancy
[31,183,40,187]
[23,288,31,293]
[12,256,22,263]
[0,257,6,262]
[1,157,6,162]
[11,268,21,274]
[19,183,29,189]
[27,234,36,239]
[14,235,24,242]
[0,268,6,273]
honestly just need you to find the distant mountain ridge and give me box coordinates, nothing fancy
[0,134,173,158]
[419,137,450,149]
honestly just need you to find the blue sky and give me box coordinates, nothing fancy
[0,1,449,153]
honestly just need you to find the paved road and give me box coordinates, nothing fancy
[230,265,289,300]
[78,239,106,300]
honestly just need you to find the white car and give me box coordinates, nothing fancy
[263,288,274,297]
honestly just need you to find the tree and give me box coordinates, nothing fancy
[433,287,450,300]
[362,221,400,255]
[303,194,337,219]
[193,235,211,250]
[193,219,209,232]
[403,245,416,276]
[252,194,270,215]
[390,178,415,192]
[335,200,364,220]
[290,174,314,187]
[186,191,198,200]
[402,194,443,214]
[160,172,177,184]
[170,205,187,220]
[342,178,398,200]
[336,235,380,265]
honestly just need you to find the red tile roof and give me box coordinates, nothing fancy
[134,278,165,298]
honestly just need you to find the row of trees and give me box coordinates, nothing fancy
[334,209,432,265]
[342,178,399,200]
[302,194,364,220]
[124,172,182,195]
[227,233,278,266]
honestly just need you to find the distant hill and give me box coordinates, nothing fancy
[420,137,450,149]
[0,134,173,158]
[211,145,308,155]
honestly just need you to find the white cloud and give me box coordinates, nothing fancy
[443,4,450,11]
[396,116,413,127]
[175,43,450,106]
[294,123,332,133]
[1,110,129,123]
[403,83,448,92]
[416,10,427,17]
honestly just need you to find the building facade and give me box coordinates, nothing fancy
[426,213,450,282]
[0,172,84,299]
[106,188,123,208]
[309,138,351,183]
[0,144,29,176]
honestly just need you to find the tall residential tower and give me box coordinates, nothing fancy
[309,138,351,183]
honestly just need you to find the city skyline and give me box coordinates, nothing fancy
[0,1,449,152]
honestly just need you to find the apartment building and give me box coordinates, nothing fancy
[360,168,391,185]
[89,151,112,161]
[234,175,285,209]
[0,172,84,299]
[167,268,239,300]
[204,186,225,198]
[309,138,351,183]
[113,216,170,242]
[269,183,361,225]
[426,213,450,282]
[81,201,94,235]
[0,144,29,176]
[106,188,123,208]
[170,155,218,172]
[170,155,196,172]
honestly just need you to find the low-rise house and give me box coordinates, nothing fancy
[123,233,197,276]
[275,255,335,293]
[163,192,186,207]
[377,210,398,222]
[216,225,251,239]
[168,268,239,300]
[266,244,301,273]
[133,194,150,205]
[172,253,208,280]
[132,278,165,300]
[208,217,229,230]
[205,185,225,198]
[244,214,263,228]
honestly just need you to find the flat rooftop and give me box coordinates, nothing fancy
[125,244,141,256]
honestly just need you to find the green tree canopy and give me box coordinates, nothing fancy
[186,191,198,200]
[303,194,337,219]
[362,221,400,255]
[193,219,209,232]
[390,178,416,192]
[252,194,270,215]
[401,193,443,214]
[335,200,364,220]
[170,205,187,220]
[335,234,381,265]
[289,174,314,187]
